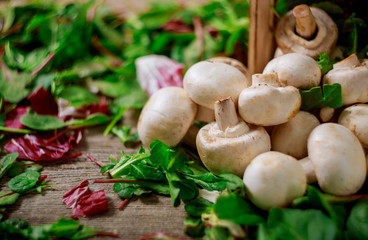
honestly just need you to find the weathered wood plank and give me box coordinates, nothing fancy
[1,115,187,239]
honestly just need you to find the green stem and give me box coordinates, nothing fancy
[104,107,126,136]
[0,126,34,134]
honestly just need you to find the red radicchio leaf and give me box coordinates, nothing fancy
[135,55,184,96]
[63,180,109,217]
[27,87,58,115]
[88,97,109,115]
[4,106,29,129]
[58,97,108,121]
[72,190,108,217]
[4,130,83,161]
[63,179,91,209]
[162,19,193,33]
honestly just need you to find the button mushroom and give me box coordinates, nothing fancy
[271,111,320,159]
[323,54,368,106]
[338,104,368,148]
[196,97,271,177]
[243,151,307,210]
[275,4,338,58]
[301,123,366,195]
[137,87,197,148]
[208,56,251,85]
[263,53,321,89]
[183,61,249,110]
[238,73,301,126]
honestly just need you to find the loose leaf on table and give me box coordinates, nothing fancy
[0,153,18,179]
[67,113,110,128]
[8,170,41,194]
[300,84,343,111]
[3,106,29,129]
[63,179,91,209]
[20,113,67,131]
[27,86,58,115]
[111,125,139,147]
[6,161,43,178]
[0,191,20,206]
[5,130,82,161]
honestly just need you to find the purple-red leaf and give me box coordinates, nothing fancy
[63,179,91,209]
[162,19,192,33]
[27,87,58,115]
[4,130,82,161]
[72,190,109,217]
[4,106,29,129]
[63,180,109,217]
[135,55,184,96]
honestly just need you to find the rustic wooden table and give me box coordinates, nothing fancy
[1,110,188,239]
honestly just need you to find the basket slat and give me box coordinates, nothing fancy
[248,0,276,75]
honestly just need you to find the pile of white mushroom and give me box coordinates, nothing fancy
[137,5,368,210]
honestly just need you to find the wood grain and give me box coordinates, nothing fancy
[0,110,188,240]
[248,0,276,75]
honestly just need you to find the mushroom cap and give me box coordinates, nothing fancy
[238,84,301,126]
[208,57,251,85]
[137,87,197,148]
[183,61,249,109]
[196,122,271,177]
[319,107,335,122]
[308,123,366,196]
[338,104,368,148]
[271,111,320,159]
[275,7,338,58]
[243,151,307,210]
[323,60,368,106]
[263,53,321,89]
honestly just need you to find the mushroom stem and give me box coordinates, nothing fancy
[299,157,317,184]
[214,97,239,131]
[293,4,317,39]
[252,73,280,87]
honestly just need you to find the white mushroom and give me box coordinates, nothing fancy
[208,56,251,85]
[183,61,249,109]
[238,73,301,126]
[243,151,307,210]
[196,97,271,177]
[271,111,320,159]
[301,123,366,195]
[137,87,197,148]
[195,105,215,123]
[338,104,368,148]
[323,54,368,105]
[263,53,321,89]
[275,4,338,58]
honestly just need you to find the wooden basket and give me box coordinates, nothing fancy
[248,0,276,75]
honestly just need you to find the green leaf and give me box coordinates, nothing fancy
[111,125,139,147]
[112,89,148,109]
[109,149,150,178]
[0,126,34,134]
[58,86,99,107]
[184,216,204,238]
[317,53,334,75]
[0,191,20,206]
[261,208,338,240]
[149,140,187,172]
[0,153,18,179]
[185,198,213,217]
[6,161,43,178]
[68,113,110,128]
[346,200,368,240]
[113,182,152,199]
[20,113,67,131]
[0,70,31,103]
[49,218,80,238]
[214,193,264,225]
[8,170,41,194]
[300,84,343,111]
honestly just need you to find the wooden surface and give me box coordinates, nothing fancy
[0,110,188,240]
[248,0,276,75]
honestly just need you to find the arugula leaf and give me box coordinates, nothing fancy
[300,84,343,111]
[185,198,213,217]
[20,113,66,131]
[111,125,139,147]
[8,170,41,194]
[150,140,187,172]
[214,193,264,226]
[0,153,18,179]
